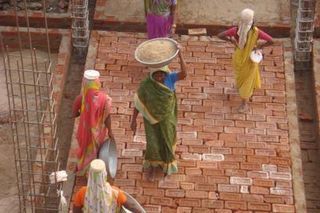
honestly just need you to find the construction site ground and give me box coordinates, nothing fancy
[64,31,316,212]
[0,1,320,212]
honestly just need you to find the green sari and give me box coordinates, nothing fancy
[134,74,178,175]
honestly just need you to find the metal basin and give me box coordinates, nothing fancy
[98,138,117,179]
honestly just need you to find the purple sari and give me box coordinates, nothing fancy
[147,14,173,39]
[145,0,175,39]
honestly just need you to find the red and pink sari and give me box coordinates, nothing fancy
[73,78,112,174]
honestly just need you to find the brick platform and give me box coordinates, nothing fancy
[66,31,301,212]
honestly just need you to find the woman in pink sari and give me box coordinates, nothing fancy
[144,0,177,39]
[72,70,114,174]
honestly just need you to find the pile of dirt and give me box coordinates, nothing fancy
[0,0,69,13]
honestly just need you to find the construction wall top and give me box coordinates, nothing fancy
[101,0,290,26]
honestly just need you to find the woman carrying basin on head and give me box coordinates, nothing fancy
[217,8,273,113]
[131,44,187,181]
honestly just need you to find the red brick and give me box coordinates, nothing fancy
[250,186,270,194]
[230,177,253,185]
[247,171,269,179]
[195,183,217,191]
[255,149,277,156]
[177,198,201,207]
[207,176,229,184]
[247,156,270,164]
[165,189,185,198]
[224,141,246,148]
[248,202,271,211]
[240,162,261,170]
[127,171,142,180]
[233,148,254,155]
[113,179,135,187]
[211,148,232,154]
[242,194,264,202]
[218,184,239,193]
[197,161,219,169]
[143,188,165,197]
[185,190,208,199]
[225,169,247,177]
[272,204,295,212]
[220,161,240,169]
[144,205,161,213]
[179,160,197,167]
[201,200,224,209]
[270,187,293,196]
[269,171,292,180]
[224,154,246,162]
[180,182,195,190]
[219,192,242,201]
[165,174,186,182]
[186,175,206,183]
[202,153,225,161]
[181,153,202,160]
[150,197,173,206]
[215,210,232,213]
[235,120,255,128]
[198,132,218,140]
[177,207,192,213]
[269,157,291,166]
[253,179,275,187]
[189,145,210,153]
[158,180,179,189]
[161,207,176,213]
[225,201,247,210]
[247,142,267,149]
[185,168,202,175]
[224,126,244,134]
[202,169,224,176]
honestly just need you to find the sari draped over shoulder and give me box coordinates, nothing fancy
[134,75,178,175]
[232,27,260,99]
[76,78,112,174]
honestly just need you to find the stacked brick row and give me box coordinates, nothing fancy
[73,31,295,213]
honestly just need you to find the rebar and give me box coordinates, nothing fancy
[0,0,62,212]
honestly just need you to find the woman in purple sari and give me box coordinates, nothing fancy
[144,0,177,39]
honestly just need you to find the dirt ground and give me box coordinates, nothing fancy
[0,50,58,212]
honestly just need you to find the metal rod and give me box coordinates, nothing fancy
[42,0,52,62]
[0,34,23,212]
[17,59,36,211]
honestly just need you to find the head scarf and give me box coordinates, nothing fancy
[149,65,170,76]
[83,159,117,213]
[237,8,254,49]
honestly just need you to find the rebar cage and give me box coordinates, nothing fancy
[0,0,62,212]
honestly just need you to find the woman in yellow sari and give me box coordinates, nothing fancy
[217,8,273,113]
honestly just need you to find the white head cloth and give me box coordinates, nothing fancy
[83,159,117,213]
[237,8,254,49]
[84,69,100,80]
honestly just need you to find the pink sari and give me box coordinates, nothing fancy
[73,78,112,173]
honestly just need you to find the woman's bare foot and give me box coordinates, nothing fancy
[147,167,156,182]
[237,102,249,113]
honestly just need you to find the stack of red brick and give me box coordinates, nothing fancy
[70,31,294,213]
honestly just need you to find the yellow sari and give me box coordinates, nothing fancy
[232,27,260,99]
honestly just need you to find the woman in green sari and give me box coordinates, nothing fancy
[130,45,187,181]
